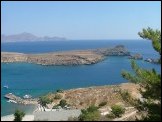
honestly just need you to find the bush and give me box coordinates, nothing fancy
[56,89,64,93]
[120,90,131,100]
[39,96,52,111]
[79,105,100,121]
[111,105,125,117]
[106,113,116,119]
[14,110,25,121]
[98,101,107,107]
[59,99,67,107]
[39,96,52,106]
[54,94,62,99]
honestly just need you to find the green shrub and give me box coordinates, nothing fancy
[120,90,131,100]
[39,96,52,111]
[106,113,115,119]
[86,105,99,112]
[54,94,62,99]
[14,110,25,121]
[56,89,64,93]
[79,105,100,121]
[111,105,125,117]
[98,101,107,107]
[59,99,67,107]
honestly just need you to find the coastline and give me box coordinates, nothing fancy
[1,82,140,121]
[1,45,130,66]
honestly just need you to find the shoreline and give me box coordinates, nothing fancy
[1,82,141,121]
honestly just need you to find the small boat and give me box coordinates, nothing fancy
[23,94,32,99]
[3,85,9,89]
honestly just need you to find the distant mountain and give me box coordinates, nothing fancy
[1,32,67,42]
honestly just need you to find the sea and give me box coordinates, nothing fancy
[1,40,161,116]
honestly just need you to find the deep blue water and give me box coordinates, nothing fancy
[1,40,161,116]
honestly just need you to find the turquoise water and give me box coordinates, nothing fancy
[1,40,161,116]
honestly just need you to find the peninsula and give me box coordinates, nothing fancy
[1,45,130,66]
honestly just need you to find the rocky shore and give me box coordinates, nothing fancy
[1,45,130,66]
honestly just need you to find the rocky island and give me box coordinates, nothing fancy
[128,53,143,60]
[1,45,130,66]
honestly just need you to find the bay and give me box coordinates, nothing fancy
[1,40,161,116]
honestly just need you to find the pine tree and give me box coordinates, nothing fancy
[138,27,161,63]
[121,27,161,121]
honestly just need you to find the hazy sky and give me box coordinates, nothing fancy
[1,1,161,40]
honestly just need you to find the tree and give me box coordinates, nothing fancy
[56,89,64,93]
[138,27,161,62]
[98,101,107,107]
[14,110,25,121]
[59,99,67,107]
[121,27,161,121]
[79,105,100,121]
[39,96,52,111]
[111,105,125,117]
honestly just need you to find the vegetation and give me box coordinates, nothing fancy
[14,110,25,121]
[106,113,116,119]
[59,99,67,107]
[54,93,62,99]
[79,105,100,121]
[39,96,52,111]
[98,101,107,107]
[138,27,161,56]
[121,27,161,121]
[56,89,64,93]
[111,105,125,117]
[119,90,137,106]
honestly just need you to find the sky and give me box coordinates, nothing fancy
[1,1,161,40]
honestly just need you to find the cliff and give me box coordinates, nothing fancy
[1,45,130,66]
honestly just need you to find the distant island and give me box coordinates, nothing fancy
[1,32,67,42]
[1,45,130,66]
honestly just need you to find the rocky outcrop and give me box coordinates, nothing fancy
[4,93,38,105]
[128,53,143,60]
[1,45,130,66]
[94,45,130,56]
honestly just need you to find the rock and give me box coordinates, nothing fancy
[144,58,159,64]
[128,53,143,60]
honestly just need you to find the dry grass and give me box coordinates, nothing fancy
[45,83,140,109]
